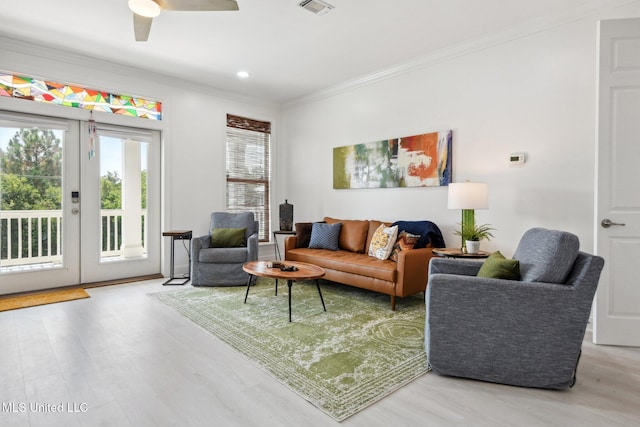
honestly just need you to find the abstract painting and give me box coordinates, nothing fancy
[333,130,452,189]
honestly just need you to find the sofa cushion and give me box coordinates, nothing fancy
[287,248,396,282]
[324,217,369,253]
[513,228,579,283]
[390,231,420,262]
[210,227,246,248]
[294,222,313,248]
[309,222,342,251]
[477,251,520,280]
[199,247,248,263]
[368,224,398,260]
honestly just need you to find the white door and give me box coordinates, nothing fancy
[80,124,161,283]
[1,112,161,293]
[0,112,80,294]
[594,17,640,346]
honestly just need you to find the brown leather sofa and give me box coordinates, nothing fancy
[284,217,441,310]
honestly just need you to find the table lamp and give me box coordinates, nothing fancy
[447,182,489,251]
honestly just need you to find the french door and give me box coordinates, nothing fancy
[0,112,80,293]
[80,123,161,283]
[0,111,160,294]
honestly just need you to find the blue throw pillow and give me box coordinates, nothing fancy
[308,222,342,251]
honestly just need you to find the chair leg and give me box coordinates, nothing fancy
[391,295,396,311]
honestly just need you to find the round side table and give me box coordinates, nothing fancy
[432,247,491,259]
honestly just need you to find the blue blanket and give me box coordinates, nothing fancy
[391,220,446,249]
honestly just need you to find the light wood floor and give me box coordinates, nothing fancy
[1,279,639,427]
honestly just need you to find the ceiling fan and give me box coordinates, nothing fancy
[128,0,239,42]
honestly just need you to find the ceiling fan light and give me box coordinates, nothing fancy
[129,0,161,18]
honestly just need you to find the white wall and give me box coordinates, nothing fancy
[0,37,281,276]
[281,3,640,257]
[1,2,639,280]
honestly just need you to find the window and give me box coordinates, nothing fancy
[0,72,162,120]
[226,114,271,242]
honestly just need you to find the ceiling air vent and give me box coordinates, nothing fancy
[299,0,334,16]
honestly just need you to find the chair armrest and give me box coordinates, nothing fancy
[247,233,259,261]
[191,235,210,260]
[284,235,298,259]
[395,247,433,297]
[427,275,583,327]
[428,257,483,276]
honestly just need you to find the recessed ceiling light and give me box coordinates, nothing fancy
[237,70,250,79]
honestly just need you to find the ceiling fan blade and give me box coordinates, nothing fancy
[133,13,153,42]
[155,0,239,11]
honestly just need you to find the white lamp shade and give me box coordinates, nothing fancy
[447,182,489,209]
[129,0,161,17]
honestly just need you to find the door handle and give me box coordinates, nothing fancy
[601,218,625,228]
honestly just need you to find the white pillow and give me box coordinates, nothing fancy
[368,224,398,260]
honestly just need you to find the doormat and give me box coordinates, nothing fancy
[0,288,90,312]
[150,279,429,421]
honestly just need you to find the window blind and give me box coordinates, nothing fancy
[226,114,271,242]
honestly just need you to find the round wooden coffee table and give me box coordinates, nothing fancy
[242,261,326,322]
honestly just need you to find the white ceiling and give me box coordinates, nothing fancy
[0,0,621,104]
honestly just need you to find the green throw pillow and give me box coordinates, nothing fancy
[210,227,247,248]
[477,251,520,280]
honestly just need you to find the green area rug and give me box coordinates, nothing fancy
[150,279,429,421]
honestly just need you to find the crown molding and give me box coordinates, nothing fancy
[0,33,279,109]
[284,0,638,108]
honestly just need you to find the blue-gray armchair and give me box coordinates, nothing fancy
[425,228,604,389]
[191,212,259,286]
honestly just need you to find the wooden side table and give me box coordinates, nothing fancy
[162,230,192,285]
[432,247,492,259]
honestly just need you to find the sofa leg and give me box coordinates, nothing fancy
[390,295,396,311]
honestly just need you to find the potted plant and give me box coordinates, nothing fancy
[454,223,495,254]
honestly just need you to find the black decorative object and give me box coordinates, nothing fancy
[279,199,293,231]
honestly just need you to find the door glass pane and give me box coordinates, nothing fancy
[1,127,64,272]
[99,136,148,262]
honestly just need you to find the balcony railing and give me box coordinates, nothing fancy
[1,209,147,268]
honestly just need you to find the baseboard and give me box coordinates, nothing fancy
[82,274,164,289]
[1,273,163,299]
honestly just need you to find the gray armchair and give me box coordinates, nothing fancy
[425,228,604,389]
[191,212,259,286]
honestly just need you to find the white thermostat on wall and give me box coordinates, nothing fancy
[509,152,526,165]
